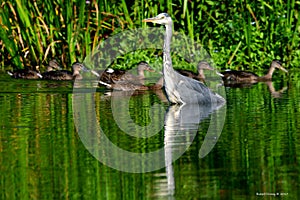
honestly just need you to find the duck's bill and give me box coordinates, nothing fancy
[279,66,288,73]
[147,67,155,72]
[81,65,89,72]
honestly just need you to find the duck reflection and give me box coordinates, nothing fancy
[265,81,288,98]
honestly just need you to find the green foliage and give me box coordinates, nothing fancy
[0,0,299,70]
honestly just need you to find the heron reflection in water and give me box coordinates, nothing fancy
[143,13,225,105]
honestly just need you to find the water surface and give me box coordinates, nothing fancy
[0,71,299,199]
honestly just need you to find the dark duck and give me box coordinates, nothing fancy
[7,66,42,79]
[221,60,288,83]
[42,62,87,80]
[176,61,214,82]
[95,61,154,84]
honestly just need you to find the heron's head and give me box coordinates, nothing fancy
[143,13,172,25]
[197,61,214,71]
[271,60,288,73]
[137,61,155,72]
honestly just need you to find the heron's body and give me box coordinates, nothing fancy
[221,60,288,83]
[42,62,86,80]
[143,13,225,105]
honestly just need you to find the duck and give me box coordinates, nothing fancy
[42,62,87,80]
[97,61,154,84]
[176,61,214,82]
[42,59,61,74]
[7,67,42,79]
[221,60,288,83]
[97,74,164,91]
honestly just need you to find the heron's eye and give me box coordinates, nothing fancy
[158,15,165,20]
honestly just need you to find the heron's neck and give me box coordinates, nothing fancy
[163,23,173,72]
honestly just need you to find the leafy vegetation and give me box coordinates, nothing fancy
[0,0,299,71]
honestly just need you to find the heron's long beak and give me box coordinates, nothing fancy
[142,17,158,23]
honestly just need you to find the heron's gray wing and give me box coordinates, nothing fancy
[172,73,209,104]
[175,72,224,104]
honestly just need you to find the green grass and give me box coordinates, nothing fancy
[0,0,299,71]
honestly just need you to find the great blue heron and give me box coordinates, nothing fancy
[42,62,87,80]
[143,13,225,104]
[221,60,288,83]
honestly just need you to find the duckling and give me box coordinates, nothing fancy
[221,60,288,83]
[42,62,87,80]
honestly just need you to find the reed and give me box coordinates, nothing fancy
[0,0,299,71]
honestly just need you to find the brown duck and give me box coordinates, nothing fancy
[221,60,288,83]
[177,61,214,82]
[7,67,42,79]
[96,61,154,84]
[42,62,87,80]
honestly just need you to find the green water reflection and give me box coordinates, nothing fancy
[0,72,299,199]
